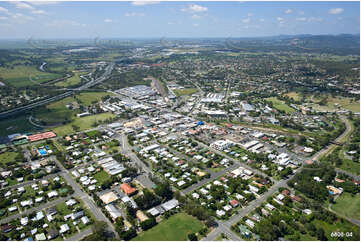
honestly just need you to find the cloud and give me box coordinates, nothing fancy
[131,1,160,6]
[181,4,208,13]
[31,10,46,15]
[45,19,86,27]
[285,9,292,14]
[124,12,145,17]
[242,18,250,23]
[296,17,323,22]
[12,13,34,23]
[259,18,264,22]
[193,23,199,27]
[308,17,323,22]
[298,11,305,15]
[0,16,8,20]
[104,18,113,23]
[247,13,253,17]
[277,17,286,25]
[329,8,344,14]
[29,1,60,5]
[10,2,35,10]
[191,14,201,19]
[0,6,9,14]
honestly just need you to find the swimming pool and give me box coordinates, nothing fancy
[38,148,48,155]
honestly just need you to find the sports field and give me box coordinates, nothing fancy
[132,213,203,241]
[265,97,296,114]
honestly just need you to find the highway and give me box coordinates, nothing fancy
[0,62,114,119]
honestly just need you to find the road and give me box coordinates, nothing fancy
[0,172,64,191]
[66,227,92,241]
[53,158,119,239]
[0,195,73,225]
[193,138,276,183]
[202,115,357,240]
[0,62,114,119]
[312,115,352,162]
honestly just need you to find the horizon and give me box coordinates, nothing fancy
[0,1,359,39]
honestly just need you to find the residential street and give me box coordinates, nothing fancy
[53,158,119,239]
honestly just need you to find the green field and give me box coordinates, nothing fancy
[55,72,87,87]
[0,114,40,136]
[34,92,113,125]
[313,219,359,241]
[309,96,360,113]
[94,171,111,185]
[34,96,80,125]
[132,213,204,241]
[50,112,116,136]
[0,65,61,87]
[331,193,360,221]
[285,92,302,101]
[265,97,296,114]
[173,88,199,96]
[0,152,18,167]
[76,92,113,106]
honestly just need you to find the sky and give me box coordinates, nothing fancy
[0,1,359,39]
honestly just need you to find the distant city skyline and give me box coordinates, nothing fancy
[0,1,359,39]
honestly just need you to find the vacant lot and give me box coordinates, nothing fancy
[0,65,61,87]
[332,192,360,221]
[173,88,199,96]
[132,213,203,241]
[0,152,18,167]
[50,112,115,136]
[265,97,295,114]
[55,72,87,87]
[94,171,111,185]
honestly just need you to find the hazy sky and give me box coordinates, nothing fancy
[0,1,359,39]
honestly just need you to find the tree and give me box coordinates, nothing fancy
[316,228,327,240]
[154,181,173,200]
[140,217,157,231]
[188,233,197,241]
[83,221,108,240]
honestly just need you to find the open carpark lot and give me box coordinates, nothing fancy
[232,189,360,241]
[163,137,232,171]
[136,143,209,190]
[0,176,73,220]
[0,197,94,241]
[189,167,272,220]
